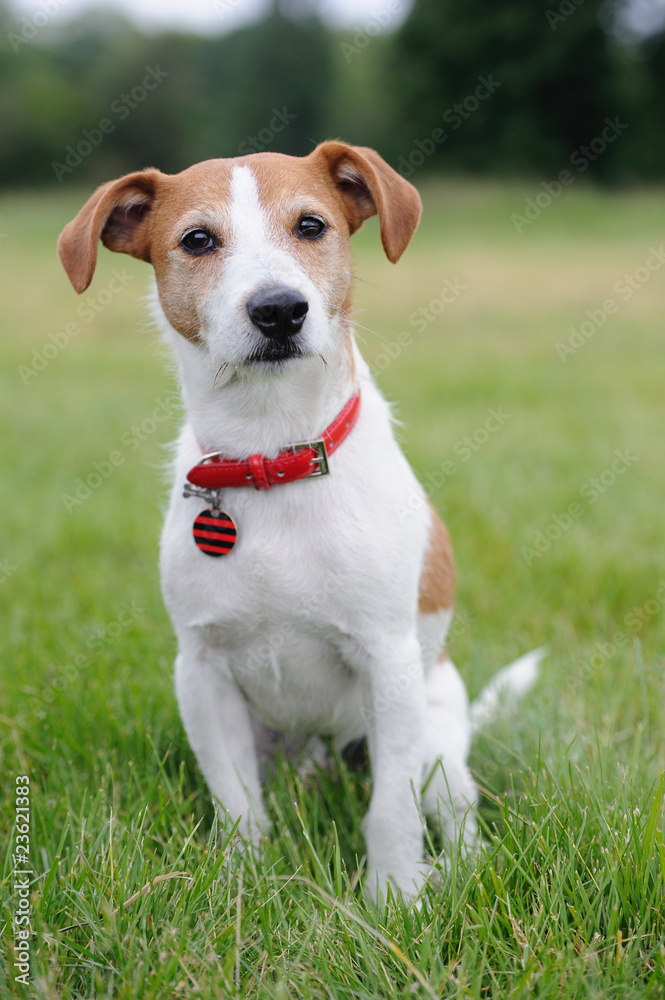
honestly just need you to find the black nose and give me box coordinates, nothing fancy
[247,286,309,339]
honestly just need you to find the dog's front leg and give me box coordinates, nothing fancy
[174,629,267,844]
[360,634,427,901]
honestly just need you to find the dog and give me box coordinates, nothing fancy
[58,141,543,899]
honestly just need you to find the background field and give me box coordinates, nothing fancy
[1,181,664,998]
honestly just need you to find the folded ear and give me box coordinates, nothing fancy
[312,141,422,263]
[57,168,164,293]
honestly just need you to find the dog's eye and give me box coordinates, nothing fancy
[181,229,217,254]
[297,215,327,240]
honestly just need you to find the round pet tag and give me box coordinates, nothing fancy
[192,509,237,557]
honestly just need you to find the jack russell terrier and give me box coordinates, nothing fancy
[58,141,543,899]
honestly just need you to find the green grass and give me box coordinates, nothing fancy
[1,178,664,998]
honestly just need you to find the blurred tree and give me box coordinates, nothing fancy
[0,4,335,186]
[0,0,664,187]
[602,5,665,181]
[183,5,335,163]
[383,0,663,179]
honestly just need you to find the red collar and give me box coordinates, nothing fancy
[186,392,361,492]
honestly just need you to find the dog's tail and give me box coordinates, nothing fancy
[468,647,547,734]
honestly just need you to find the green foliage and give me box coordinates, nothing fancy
[1,181,665,996]
[0,5,337,186]
[384,0,625,176]
[1,0,665,186]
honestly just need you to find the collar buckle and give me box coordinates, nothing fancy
[198,450,226,465]
[289,437,330,478]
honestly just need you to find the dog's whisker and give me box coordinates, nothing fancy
[353,320,390,345]
[352,273,381,291]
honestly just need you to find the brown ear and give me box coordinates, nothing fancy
[312,141,422,263]
[57,168,164,293]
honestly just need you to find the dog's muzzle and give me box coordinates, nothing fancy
[247,285,309,340]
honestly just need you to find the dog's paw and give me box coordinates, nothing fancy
[363,859,429,905]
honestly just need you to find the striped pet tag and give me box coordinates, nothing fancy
[192,509,237,557]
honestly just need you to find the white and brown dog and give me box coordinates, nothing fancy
[58,142,543,899]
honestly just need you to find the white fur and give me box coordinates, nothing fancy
[156,164,539,900]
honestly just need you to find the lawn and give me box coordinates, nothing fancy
[0,177,664,998]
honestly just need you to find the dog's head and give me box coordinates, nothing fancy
[58,142,421,370]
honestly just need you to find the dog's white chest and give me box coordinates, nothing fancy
[227,629,364,738]
[160,394,429,740]
[163,487,370,737]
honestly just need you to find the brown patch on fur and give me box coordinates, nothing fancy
[146,163,236,342]
[419,502,455,614]
[58,162,237,341]
[57,169,162,294]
